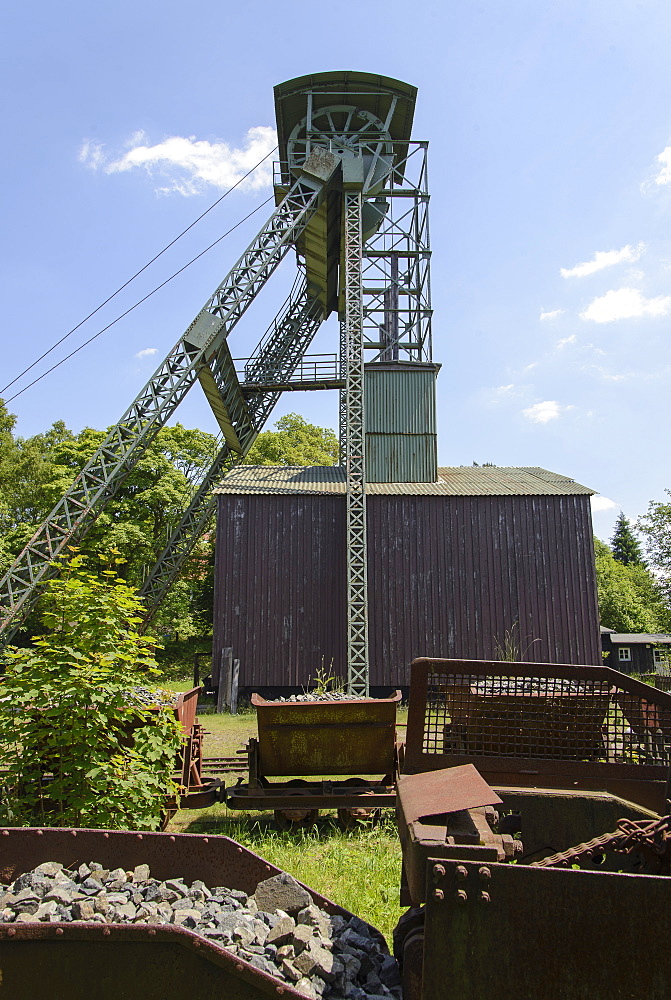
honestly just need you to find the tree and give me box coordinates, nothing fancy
[243,413,339,467]
[611,511,646,566]
[638,493,671,576]
[0,554,182,830]
[594,538,669,633]
[0,405,220,639]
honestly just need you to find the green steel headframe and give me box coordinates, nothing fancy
[0,71,432,698]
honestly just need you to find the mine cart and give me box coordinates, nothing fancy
[0,826,385,999]
[393,658,671,1000]
[225,691,402,828]
[404,657,671,811]
[155,687,223,813]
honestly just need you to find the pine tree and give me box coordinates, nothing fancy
[611,511,646,567]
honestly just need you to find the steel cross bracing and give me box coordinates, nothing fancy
[343,190,369,697]
[0,158,338,639]
[361,142,431,363]
[138,277,324,620]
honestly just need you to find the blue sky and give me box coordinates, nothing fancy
[2,0,671,545]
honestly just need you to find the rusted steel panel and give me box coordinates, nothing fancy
[422,859,671,1000]
[214,492,600,690]
[251,691,401,776]
[397,765,502,825]
[404,658,671,812]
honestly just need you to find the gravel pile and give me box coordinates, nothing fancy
[272,693,365,703]
[0,863,401,1000]
[467,678,600,697]
[123,686,180,708]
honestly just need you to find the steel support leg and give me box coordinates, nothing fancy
[344,190,369,696]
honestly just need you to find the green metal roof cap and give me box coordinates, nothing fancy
[274,70,417,161]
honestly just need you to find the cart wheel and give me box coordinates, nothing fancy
[273,806,319,831]
[273,779,319,831]
[336,777,381,831]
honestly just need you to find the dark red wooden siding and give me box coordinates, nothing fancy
[213,493,601,689]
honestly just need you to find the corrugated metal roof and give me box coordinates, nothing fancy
[213,465,595,497]
[608,634,671,645]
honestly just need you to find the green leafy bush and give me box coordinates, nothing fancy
[0,554,182,830]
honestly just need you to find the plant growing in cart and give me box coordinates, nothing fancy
[0,552,182,830]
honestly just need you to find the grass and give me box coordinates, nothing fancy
[165,701,408,944]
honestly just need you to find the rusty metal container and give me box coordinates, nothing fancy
[405,658,671,812]
[251,691,402,777]
[0,826,383,999]
[419,858,671,1000]
[140,687,221,809]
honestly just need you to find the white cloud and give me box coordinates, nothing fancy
[653,146,671,186]
[591,496,618,513]
[560,243,645,279]
[580,287,671,323]
[135,347,158,359]
[556,334,576,348]
[78,140,106,170]
[540,308,563,321]
[522,400,566,424]
[80,126,277,195]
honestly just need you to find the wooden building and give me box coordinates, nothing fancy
[601,628,671,674]
[212,465,601,695]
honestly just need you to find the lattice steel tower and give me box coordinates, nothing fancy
[0,71,432,697]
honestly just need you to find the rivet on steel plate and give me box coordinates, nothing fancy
[237,847,243,853]
[478,866,491,880]
[170,835,176,842]
[7,928,15,937]
[203,837,209,844]
[277,987,286,995]
[456,865,468,881]
[137,834,143,840]
[148,929,156,936]
[103,928,111,936]
[1,831,8,836]
[55,928,63,935]
[432,863,446,879]
[479,891,491,904]
[455,890,468,904]
[36,829,43,836]
[432,889,444,902]
[71,830,77,837]
[236,963,244,971]
[103,833,109,839]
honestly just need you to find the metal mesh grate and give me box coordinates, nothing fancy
[423,670,671,765]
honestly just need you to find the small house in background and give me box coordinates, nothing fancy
[601,627,671,675]
[212,465,601,696]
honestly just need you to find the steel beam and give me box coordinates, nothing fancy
[343,189,369,696]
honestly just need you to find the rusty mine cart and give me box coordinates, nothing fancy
[224,690,402,828]
[392,657,671,1000]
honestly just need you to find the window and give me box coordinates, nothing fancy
[618,647,631,662]
[654,649,666,664]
